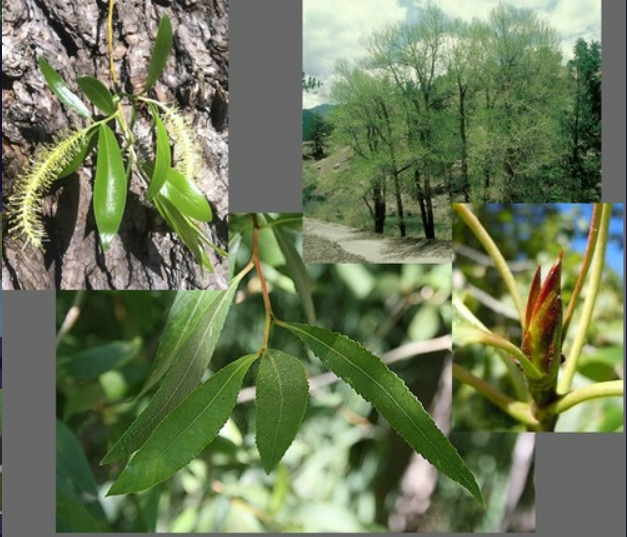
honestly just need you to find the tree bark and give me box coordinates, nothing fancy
[2,0,229,290]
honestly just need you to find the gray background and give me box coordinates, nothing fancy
[3,0,626,535]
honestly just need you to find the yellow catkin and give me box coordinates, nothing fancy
[10,129,86,249]
[162,106,202,182]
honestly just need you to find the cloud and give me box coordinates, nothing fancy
[303,0,601,107]
[303,0,407,78]
[410,0,601,58]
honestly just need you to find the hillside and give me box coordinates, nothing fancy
[303,142,452,262]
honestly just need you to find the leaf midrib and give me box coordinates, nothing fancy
[289,324,474,491]
[266,351,286,463]
[123,283,236,444]
[155,357,252,460]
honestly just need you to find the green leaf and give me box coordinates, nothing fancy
[77,76,117,115]
[146,110,171,200]
[144,15,173,93]
[154,195,212,272]
[107,354,258,495]
[274,226,316,324]
[57,338,142,382]
[264,213,304,231]
[38,57,92,119]
[102,275,244,464]
[94,124,128,251]
[161,168,213,222]
[256,350,309,473]
[279,322,485,505]
[138,291,221,397]
[56,420,99,497]
[56,488,109,532]
[59,129,98,179]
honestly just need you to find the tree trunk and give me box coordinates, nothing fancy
[393,173,406,238]
[2,0,229,290]
[373,180,386,234]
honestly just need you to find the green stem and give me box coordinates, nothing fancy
[135,95,171,112]
[454,297,528,399]
[562,203,602,343]
[84,112,122,134]
[558,204,611,395]
[452,363,540,430]
[467,327,543,380]
[252,214,274,356]
[551,380,623,415]
[454,204,526,327]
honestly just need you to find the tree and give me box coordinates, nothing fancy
[2,0,228,290]
[305,112,332,159]
[302,72,322,92]
[564,39,602,201]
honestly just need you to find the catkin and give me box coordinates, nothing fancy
[10,129,86,249]
[162,106,202,182]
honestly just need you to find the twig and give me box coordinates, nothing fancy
[56,291,86,348]
[561,203,602,343]
[454,243,532,273]
[452,363,540,429]
[558,204,611,394]
[551,380,623,415]
[453,204,526,326]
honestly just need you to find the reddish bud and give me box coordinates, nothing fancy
[521,252,563,373]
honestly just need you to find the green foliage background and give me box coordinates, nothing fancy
[56,223,533,532]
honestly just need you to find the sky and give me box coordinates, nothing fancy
[557,204,624,278]
[303,0,602,108]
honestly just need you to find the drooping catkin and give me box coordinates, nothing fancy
[162,106,202,182]
[9,128,86,249]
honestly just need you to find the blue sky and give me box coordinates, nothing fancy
[303,0,601,108]
[557,204,624,278]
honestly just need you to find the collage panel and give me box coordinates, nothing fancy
[2,1,229,291]
[452,203,624,433]
[53,213,538,532]
[301,0,601,264]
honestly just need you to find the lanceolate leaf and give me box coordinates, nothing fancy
[102,275,244,464]
[274,226,316,324]
[59,130,98,179]
[77,76,117,115]
[107,354,258,496]
[146,110,171,200]
[144,15,173,93]
[38,57,92,119]
[160,168,213,222]
[138,291,221,397]
[94,124,128,251]
[279,322,485,505]
[154,195,211,271]
[56,420,99,497]
[256,350,309,473]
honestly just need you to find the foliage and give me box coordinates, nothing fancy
[315,2,601,241]
[7,8,223,271]
[302,72,322,93]
[55,215,504,532]
[303,112,333,159]
[452,204,624,432]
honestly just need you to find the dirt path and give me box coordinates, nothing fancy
[303,218,451,264]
